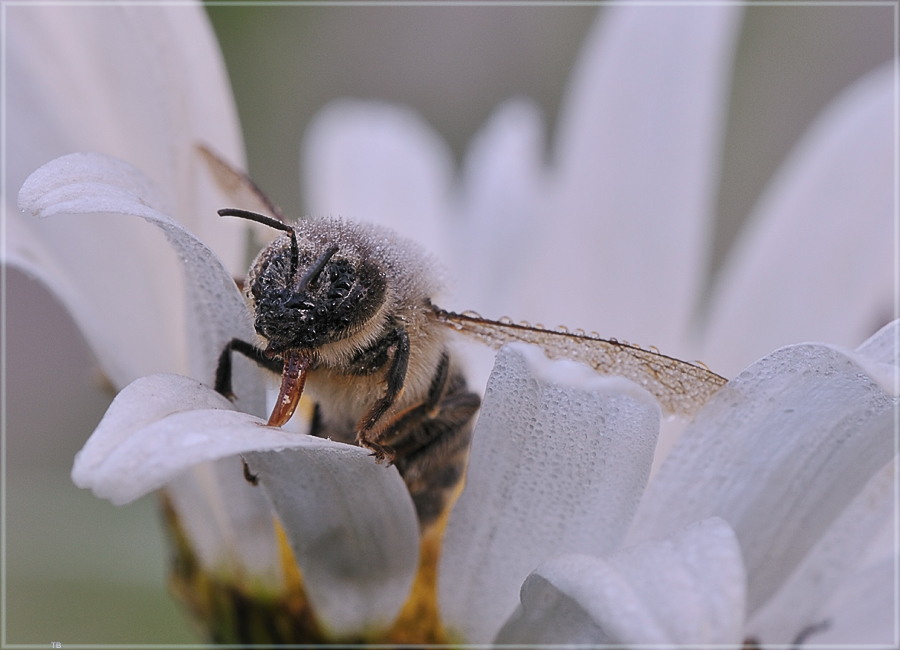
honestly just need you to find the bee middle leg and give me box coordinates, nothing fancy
[360,352,481,526]
[355,327,410,459]
[389,385,481,527]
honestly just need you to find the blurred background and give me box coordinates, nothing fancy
[5,3,893,644]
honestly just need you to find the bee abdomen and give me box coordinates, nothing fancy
[392,387,481,527]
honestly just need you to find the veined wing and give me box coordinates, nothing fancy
[433,308,726,418]
[197,143,286,221]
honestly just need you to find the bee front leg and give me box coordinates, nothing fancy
[214,338,283,399]
[356,327,410,461]
[215,338,284,486]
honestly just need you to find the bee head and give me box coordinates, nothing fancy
[219,209,387,355]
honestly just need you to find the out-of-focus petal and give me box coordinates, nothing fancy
[811,533,896,645]
[246,449,419,638]
[495,518,745,647]
[166,459,285,587]
[627,340,896,617]
[301,100,453,263]
[451,98,546,316]
[6,3,247,273]
[438,343,660,643]
[702,64,894,377]
[18,153,265,415]
[745,460,895,644]
[522,5,743,356]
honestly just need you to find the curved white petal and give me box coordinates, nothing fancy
[439,343,660,643]
[301,100,453,263]
[72,372,419,632]
[6,3,247,273]
[746,460,895,644]
[496,518,745,647]
[522,5,743,355]
[246,449,419,637]
[627,341,897,617]
[18,153,265,416]
[702,64,895,377]
[72,373,234,487]
[69,373,333,505]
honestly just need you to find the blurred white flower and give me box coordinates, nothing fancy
[3,0,289,617]
[10,2,896,646]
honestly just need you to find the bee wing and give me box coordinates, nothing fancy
[197,143,286,222]
[433,309,726,418]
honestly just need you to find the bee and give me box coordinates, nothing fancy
[200,146,727,528]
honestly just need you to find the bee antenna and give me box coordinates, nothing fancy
[218,208,298,283]
[296,244,339,292]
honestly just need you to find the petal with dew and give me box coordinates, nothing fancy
[702,64,895,377]
[627,334,897,617]
[848,317,900,396]
[496,517,745,647]
[438,343,660,643]
[18,152,265,416]
[246,449,420,638]
[523,5,743,355]
[301,100,453,261]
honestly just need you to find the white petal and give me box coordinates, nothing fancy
[6,3,247,274]
[439,343,660,643]
[496,517,745,647]
[301,100,453,262]
[702,64,894,377]
[746,460,895,644]
[450,98,546,316]
[71,378,338,506]
[246,449,419,637]
[856,316,899,364]
[18,153,265,416]
[71,372,419,626]
[522,5,743,355]
[848,318,900,396]
[10,158,186,387]
[811,543,896,644]
[71,373,234,487]
[166,459,286,587]
[627,342,896,617]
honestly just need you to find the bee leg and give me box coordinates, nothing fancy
[215,338,282,487]
[241,457,259,486]
[357,351,480,525]
[214,338,283,399]
[384,372,480,527]
[356,327,410,460]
